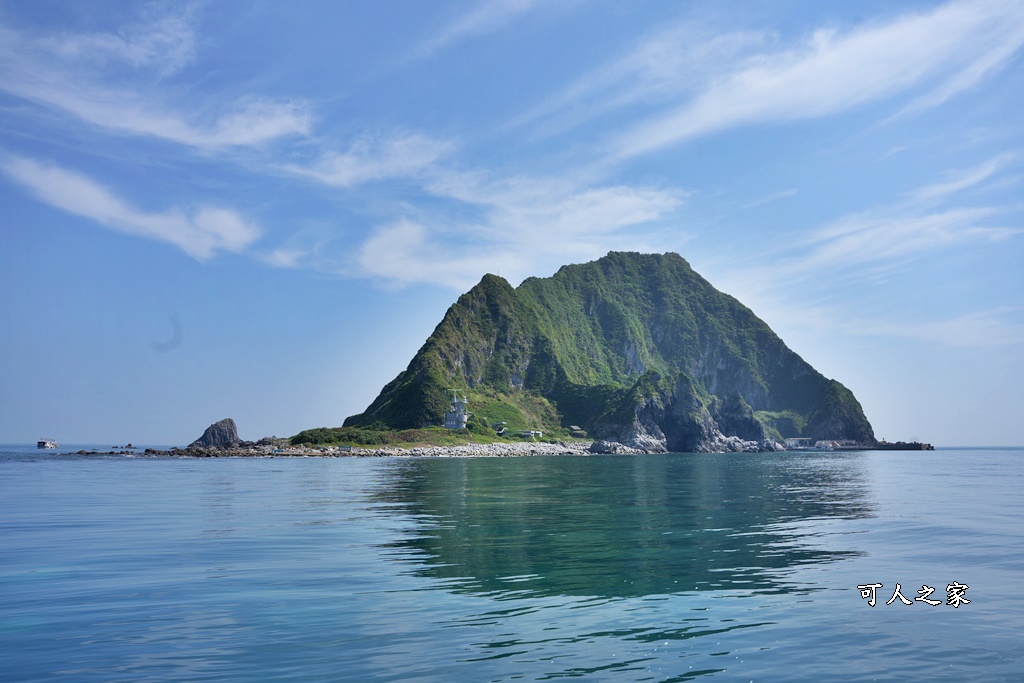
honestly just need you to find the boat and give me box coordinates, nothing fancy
[37,439,58,449]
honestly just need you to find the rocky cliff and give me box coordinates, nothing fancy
[345,252,875,452]
[189,418,240,449]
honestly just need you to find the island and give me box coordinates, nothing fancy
[132,252,935,458]
[292,251,903,454]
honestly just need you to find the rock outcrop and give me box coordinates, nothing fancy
[189,418,240,449]
[588,373,787,453]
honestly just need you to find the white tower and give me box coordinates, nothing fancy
[444,390,469,430]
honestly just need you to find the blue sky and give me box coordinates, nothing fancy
[1,0,1022,446]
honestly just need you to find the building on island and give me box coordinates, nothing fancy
[784,437,852,451]
[444,391,470,430]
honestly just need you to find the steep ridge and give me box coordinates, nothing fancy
[344,252,874,452]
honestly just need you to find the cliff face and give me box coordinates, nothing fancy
[345,252,875,451]
[189,418,240,448]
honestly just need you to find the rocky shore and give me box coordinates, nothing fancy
[72,438,929,457]
[97,419,925,459]
[142,440,595,458]
[139,438,789,458]
[588,435,786,454]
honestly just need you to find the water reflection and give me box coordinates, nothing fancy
[371,452,874,599]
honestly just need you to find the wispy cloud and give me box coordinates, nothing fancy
[354,172,685,289]
[287,133,453,187]
[358,219,517,291]
[606,0,1024,159]
[512,21,770,133]
[743,188,798,209]
[704,154,1023,347]
[890,11,1024,120]
[33,6,198,76]
[261,248,308,269]
[906,153,1017,204]
[879,145,910,160]
[802,155,1022,266]
[414,0,542,59]
[427,171,683,240]
[732,297,1024,348]
[859,308,1024,347]
[0,10,310,148]
[1,156,261,260]
[802,206,1014,268]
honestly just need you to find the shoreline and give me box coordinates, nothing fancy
[58,439,935,458]
[134,441,596,458]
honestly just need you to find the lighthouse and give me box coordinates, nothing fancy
[443,390,470,430]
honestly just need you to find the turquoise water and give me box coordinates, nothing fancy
[1,447,1021,681]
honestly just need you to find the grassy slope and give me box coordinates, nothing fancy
[291,425,534,448]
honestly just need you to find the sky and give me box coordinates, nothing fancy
[1,0,1022,447]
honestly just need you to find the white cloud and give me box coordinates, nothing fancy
[879,145,910,160]
[2,156,261,260]
[795,154,1023,273]
[34,6,198,76]
[891,12,1024,120]
[358,219,519,290]
[861,308,1024,347]
[195,100,310,148]
[726,297,1024,349]
[30,87,310,148]
[743,188,798,209]
[512,22,770,133]
[701,154,1022,322]
[355,172,685,289]
[906,153,1018,204]
[429,171,682,239]
[803,207,1015,268]
[0,11,310,148]
[414,0,542,59]
[607,0,1024,159]
[261,247,308,269]
[288,133,452,187]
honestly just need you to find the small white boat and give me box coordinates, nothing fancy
[37,439,58,449]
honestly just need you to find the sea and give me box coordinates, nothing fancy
[1,445,1021,682]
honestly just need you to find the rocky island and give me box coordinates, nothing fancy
[327,251,878,454]
[136,252,938,458]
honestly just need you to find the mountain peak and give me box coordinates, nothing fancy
[344,252,874,451]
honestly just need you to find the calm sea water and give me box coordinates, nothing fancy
[1,446,1021,682]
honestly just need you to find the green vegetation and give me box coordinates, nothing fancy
[291,426,474,447]
[315,252,875,447]
[754,410,808,440]
[290,425,579,449]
